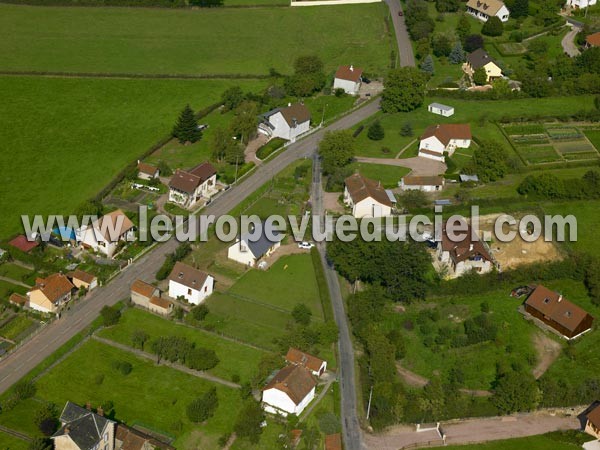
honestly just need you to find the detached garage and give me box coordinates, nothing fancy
[428,103,454,117]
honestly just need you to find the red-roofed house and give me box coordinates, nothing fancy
[168,162,217,209]
[137,161,160,180]
[286,348,327,377]
[586,31,600,48]
[419,124,472,162]
[333,65,363,95]
[262,365,317,416]
[28,273,75,314]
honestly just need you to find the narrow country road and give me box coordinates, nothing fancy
[385,0,416,67]
[562,26,581,57]
[0,99,381,395]
[312,156,366,450]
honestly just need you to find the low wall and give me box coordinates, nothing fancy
[291,0,380,6]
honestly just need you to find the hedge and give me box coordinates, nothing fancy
[256,138,286,160]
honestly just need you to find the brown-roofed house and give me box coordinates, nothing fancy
[137,161,160,180]
[585,403,600,439]
[262,365,317,416]
[9,293,27,307]
[466,0,510,22]
[343,173,396,219]
[115,423,175,450]
[333,65,363,95]
[168,261,214,305]
[28,273,75,314]
[67,269,98,291]
[8,235,39,253]
[464,48,503,83]
[149,296,173,316]
[419,124,472,162]
[131,279,162,312]
[586,32,600,48]
[325,433,342,450]
[400,175,445,192]
[168,162,217,209]
[258,103,311,142]
[286,348,327,377]
[436,219,495,277]
[524,285,594,340]
[79,209,135,258]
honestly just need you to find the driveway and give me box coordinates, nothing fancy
[355,156,447,176]
[562,25,581,57]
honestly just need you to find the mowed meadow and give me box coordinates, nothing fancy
[0,76,266,237]
[0,3,392,76]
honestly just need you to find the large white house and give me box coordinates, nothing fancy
[262,365,317,417]
[78,209,135,258]
[418,124,472,162]
[567,0,596,8]
[466,0,510,21]
[227,222,284,267]
[258,103,311,142]
[343,173,396,218]
[437,221,495,277]
[168,162,217,209]
[168,261,214,305]
[333,65,363,95]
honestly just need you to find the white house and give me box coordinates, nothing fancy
[168,162,217,208]
[567,0,596,8]
[466,0,510,22]
[262,365,317,417]
[400,175,445,192]
[437,221,495,277]
[418,124,472,162]
[286,348,327,377]
[168,261,214,305]
[258,103,311,142]
[79,209,135,258]
[428,103,454,117]
[343,173,396,218]
[227,222,284,267]
[333,65,363,95]
[137,161,160,180]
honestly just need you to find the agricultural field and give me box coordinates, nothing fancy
[502,122,600,165]
[353,96,594,158]
[0,3,392,76]
[0,76,266,239]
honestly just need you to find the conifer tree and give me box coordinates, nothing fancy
[172,105,201,144]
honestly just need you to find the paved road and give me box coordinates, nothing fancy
[562,26,581,57]
[312,155,366,450]
[385,0,416,67]
[0,99,381,395]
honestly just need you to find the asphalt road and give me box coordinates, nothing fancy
[312,156,366,450]
[385,0,416,67]
[0,98,381,395]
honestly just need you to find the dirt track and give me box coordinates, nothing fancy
[532,331,562,379]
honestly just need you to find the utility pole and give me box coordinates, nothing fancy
[234,155,239,184]
[366,385,374,420]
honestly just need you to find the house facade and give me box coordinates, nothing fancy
[168,162,217,208]
[79,209,135,258]
[466,0,510,21]
[262,365,317,417]
[130,278,171,315]
[464,48,503,83]
[428,103,454,117]
[286,348,327,377]
[419,124,472,161]
[28,273,75,314]
[227,222,284,267]
[333,65,363,95]
[137,161,160,180]
[524,285,594,339]
[568,0,597,8]
[343,173,395,218]
[400,175,445,192]
[258,103,311,142]
[436,221,494,277]
[168,261,214,305]
[67,269,98,291]
[52,402,116,450]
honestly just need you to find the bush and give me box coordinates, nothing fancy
[367,120,385,141]
[112,360,133,375]
[186,387,219,423]
[100,305,121,327]
[256,138,285,160]
[191,304,209,322]
[334,88,346,97]
[292,303,313,326]
[482,17,504,37]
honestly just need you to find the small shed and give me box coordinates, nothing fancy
[428,103,454,117]
[459,174,479,183]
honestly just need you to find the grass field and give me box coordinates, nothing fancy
[0,315,38,342]
[0,432,28,450]
[0,76,266,238]
[0,280,27,299]
[444,432,588,450]
[98,307,268,383]
[0,3,392,76]
[542,200,600,257]
[584,130,600,150]
[353,162,410,188]
[0,263,33,284]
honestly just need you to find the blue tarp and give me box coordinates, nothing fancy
[53,227,76,241]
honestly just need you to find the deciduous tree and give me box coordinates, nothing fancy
[482,16,504,37]
[381,67,427,113]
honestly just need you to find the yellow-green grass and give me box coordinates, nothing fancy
[34,339,243,447]
[0,263,33,284]
[0,76,266,239]
[0,280,27,299]
[0,432,29,450]
[0,3,392,76]
[352,162,411,188]
[98,307,269,383]
[542,200,600,257]
[0,315,37,342]
[228,254,324,317]
[443,432,587,450]
[353,96,595,158]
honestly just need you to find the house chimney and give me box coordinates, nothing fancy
[86,401,92,411]
[288,102,292,107]
[469,244,474,251]
[350,65,354,72]
[558,295,563,302]
[97,406,104,417]
[64,426,70,435]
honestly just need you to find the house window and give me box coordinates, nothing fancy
[204,286,207,292]
[104,433,108,442]
[188,288,192,295]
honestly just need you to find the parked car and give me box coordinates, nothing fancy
[298,241,314,250]
[362,77,371,84]
[398,10,403,16]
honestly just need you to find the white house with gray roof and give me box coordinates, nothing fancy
[227,222,285,267]
[428,103,454,117]
[258,103,311,142]
[52,402,115,450]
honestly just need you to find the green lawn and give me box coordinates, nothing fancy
[0,263,33,284]
[0,3,392,76]
[0,432,29,450]
[98,307,269,383]
[353,162,411,188]
[444,432,588,450]
[34,339,243,448]
[0,280,27,299]
[228,254,324,317]
[0,76,265,238]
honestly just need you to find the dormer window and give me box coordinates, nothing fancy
[543,298,550,304]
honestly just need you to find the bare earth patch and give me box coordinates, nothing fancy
[532,331,562,379]
[322,191,345,214]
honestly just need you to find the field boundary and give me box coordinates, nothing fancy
[0,71,274,80]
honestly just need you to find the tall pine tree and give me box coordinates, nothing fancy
[420,55,435,75]
[448,41,466,64]
[172,105,201,144]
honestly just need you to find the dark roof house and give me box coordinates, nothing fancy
[169,162,217,195]
[52,402,115,450]
[239,221,285,259]
[168,261,210,291]
[466,48,498,70]
[439,222,493,266]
